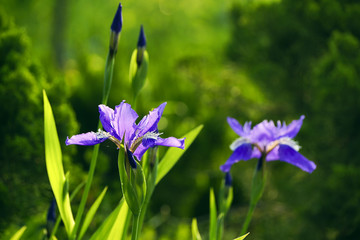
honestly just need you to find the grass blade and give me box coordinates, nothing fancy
[9,226,26,240]
[90,199,130,240]
[156,125,203,184]
[209,188,217,240]
[191,218,202,240]
[78,187,108,240]
[43,90,75,235]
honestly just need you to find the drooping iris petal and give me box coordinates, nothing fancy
[137,103,167,136]
[278,144,316,173]
[134,136,185,161]
[155,136,185,149]
[220,143,253,172]
[113,101,138,143]
[99,104,114,133]
[65,132,108,146]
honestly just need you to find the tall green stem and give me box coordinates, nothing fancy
[131,214,141,240]
[240,153,266,235]
[70,124,101,240]
[70,47,117,240]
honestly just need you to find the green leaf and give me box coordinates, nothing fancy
[209,188,217,240]
[234,232,250,240]
[50,181,86,239]
[90,199,130,240]
[43,90,75,235]
[225,187,233,214]
[78,187,108,240]
[156,125,203,184]
[9,226,26,240]
[191,218,202,240]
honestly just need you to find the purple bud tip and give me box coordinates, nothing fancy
[126,148,137,169]
[111,3,123,34]
[47,198,57,223]
[225,172,232,186]
[137,25,146,48]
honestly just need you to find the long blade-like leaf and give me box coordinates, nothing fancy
[90,199,130,240]
[234,233,250,240]
[156,125,203,184]
[9,226,26,240]
[43,90,75,235]
[209,188,217,240]
[78,187,108,240]
[191,218,202,240]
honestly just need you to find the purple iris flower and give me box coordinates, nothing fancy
[66,101,185,161]
[220,115,316,173]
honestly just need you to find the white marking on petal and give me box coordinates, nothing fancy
[96,129,111,139]
[143,131,162,140]
[230,137,251,151]
[278,137,301,151]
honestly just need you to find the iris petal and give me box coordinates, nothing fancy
[137,102,167,136]
[113,101,138,143]
[99,104,114,133]
[220,143,253,172]
[278,144,316,173]
[65,132,108,146]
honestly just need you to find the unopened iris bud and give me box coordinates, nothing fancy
[136,25,146,66]
[126,147,138,169]
[129,25,149,102]
[47,199,57,223]
[46,198,57,237]
[225,172,232,186]
[109,3,123,53]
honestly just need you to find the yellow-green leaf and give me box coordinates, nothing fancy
[90,199,130,240]
[191,218,202,240]
[9,226,26,240]
[209,188,217,240]
[157,125,203,184]
[43,90,75,235]
[78,187,108,240]
[234,232,250,240]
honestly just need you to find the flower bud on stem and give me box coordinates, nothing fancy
[70,4,123,240]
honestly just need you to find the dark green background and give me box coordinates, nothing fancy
[1,0,359,239]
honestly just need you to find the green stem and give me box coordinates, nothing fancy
[70,133,101,240]
[69,38,117,239]
[102,52,115,105]
[240,203,256,235]
[131,214,141,240]
[240,153,267,235]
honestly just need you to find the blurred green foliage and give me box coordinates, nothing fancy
[1,0,360,239]
[0,9,80,238]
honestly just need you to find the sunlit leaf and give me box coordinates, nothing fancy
[234,232,250,240]
[209,188,217,240]
[9,226,26,240]
[78,187,108,240]
[191,218,202,240]
[90,199,130,240]
[43,90,75,235]
[157,125,203,184]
